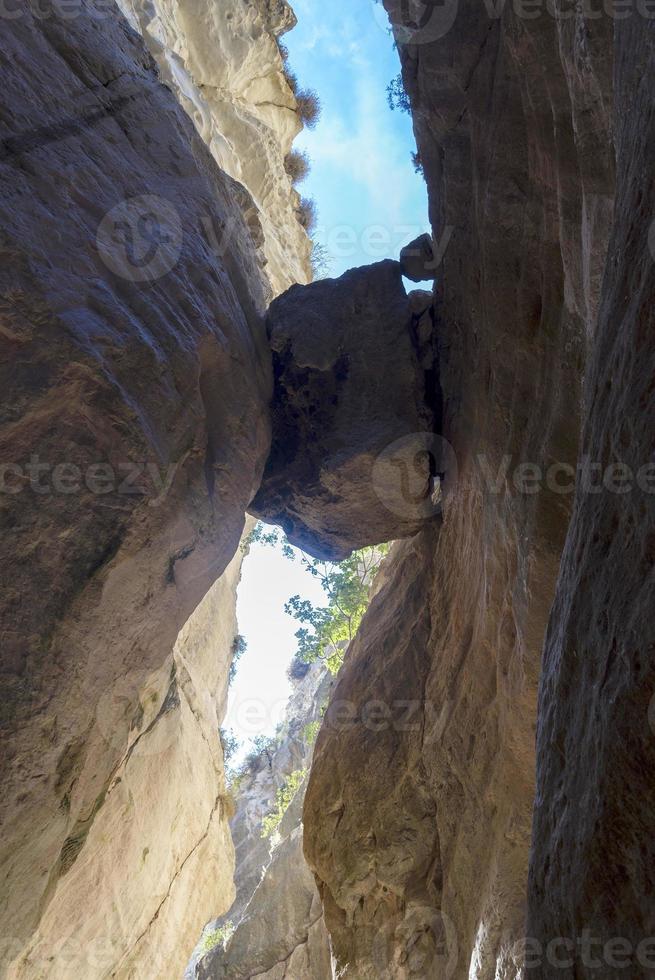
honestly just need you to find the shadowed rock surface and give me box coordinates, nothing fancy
[302,1,653,978]
[527,14,655,973]
[0,5,271,977]
[1,0,653,977]
[195,663,333,980]
[250,259,438,559]
[400,233,436,282]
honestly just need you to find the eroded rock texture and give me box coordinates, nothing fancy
[194,662,333,980]
[251,260,437,559]
[527,16,655,975]
[115,0,311,294]
[302,3,653,979]
[0,5,271,976]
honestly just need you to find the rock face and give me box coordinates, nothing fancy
[250,260,438,559]
[527,16,655,973]
[195,662,333,979]
[115,0,312,295]
[0,4,271,976]
[302,3,653,980]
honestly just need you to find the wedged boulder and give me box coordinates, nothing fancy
[400,233,436,282]
[250,260,438,560]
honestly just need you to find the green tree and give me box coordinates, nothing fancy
[387,73,411,113]
[219,727,239,764]
[285,545,389,674]
[242,523,389,675]
[261,769,307,839]
[229,633,247,685]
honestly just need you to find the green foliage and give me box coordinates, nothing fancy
[411,149,424,175]
[229,634,247,685]
[261,769,307,839]
[220,727,239,764]
[244,733,277,771]
[201,921,234,953]
[387,73,411,113]
[243,523,389,676]
[302,720,321,746]
[242,522,295,559]
[284,545,390,674]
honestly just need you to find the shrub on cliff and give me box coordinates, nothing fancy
[284,149,311,184]
[229,633,246,684]
[201,922,234,953]
[387,73,411,113]
[287,655,311,681]
[261,769,307,839]
[296,89,322,129]
[310,241,331,280]
[297,197,318,233]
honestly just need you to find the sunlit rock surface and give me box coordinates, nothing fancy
[194,662,333,979]
[0,5,271,976]
[302,2,653,978]
[250,260,439,560]
[116,0,312,295]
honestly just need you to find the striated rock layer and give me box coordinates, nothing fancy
[115,0,312,295]
[527,14,655,975]
[302,2,653,979]
[0,4,271,977]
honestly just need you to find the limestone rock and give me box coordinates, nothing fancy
[194,663,333,980]
[304,1,624,977]
[400,233,436,282]
[527,14,655,971]
[115,0,312,295]
[0,5,272,976]
[250,260,438,560]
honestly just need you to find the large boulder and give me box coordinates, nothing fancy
[250,260,439,560]
[400,233,437,282]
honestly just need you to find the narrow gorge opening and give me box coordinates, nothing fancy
[185,6,434,972]
[2,0,653,979]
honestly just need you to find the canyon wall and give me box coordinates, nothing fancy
[115,0,311,295]
[1,0,652,978]
[303,2,651,978]
[0,3,273,976]
[195,661,333,979]
[527,13,655,973]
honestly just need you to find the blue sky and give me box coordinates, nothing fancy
[286,0,430,275]
[225,1,429,760]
